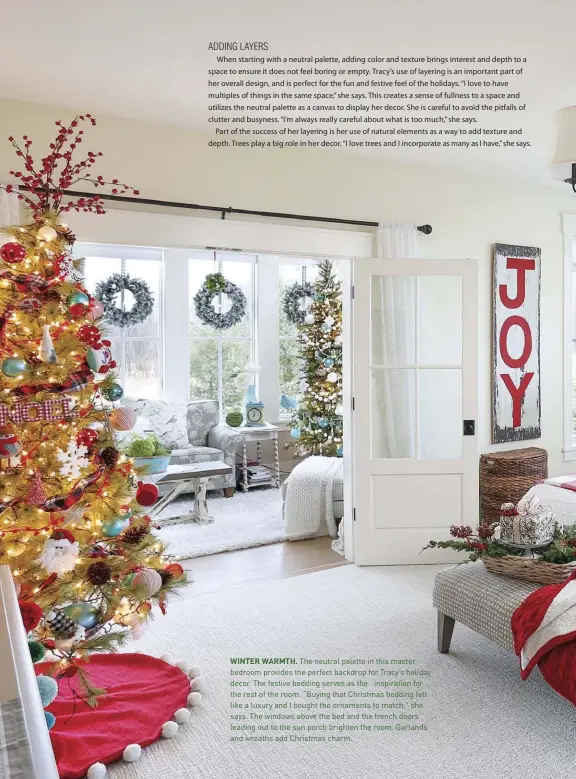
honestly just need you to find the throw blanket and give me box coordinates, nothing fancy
[511,572,576,706]
[283,456,341,540]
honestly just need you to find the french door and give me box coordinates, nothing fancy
[352,259,478,565]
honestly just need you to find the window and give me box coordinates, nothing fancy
[188,253,256,416]
[76,244,163,400]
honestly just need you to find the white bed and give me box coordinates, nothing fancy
[521,475,576,527]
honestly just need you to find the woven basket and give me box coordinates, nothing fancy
[483,555,576,585]
[480,447,547,525]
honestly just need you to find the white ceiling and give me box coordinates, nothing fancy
[1,0,575,186]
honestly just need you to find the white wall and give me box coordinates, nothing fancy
[2,98,576,475]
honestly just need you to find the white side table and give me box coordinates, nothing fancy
[236,423,280,492]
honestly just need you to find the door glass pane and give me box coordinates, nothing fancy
[371,368,415,458]
[418,369,462,459]
[418,276,462,366]
[123,340,160,400]
[222,340,251,414]
[371,275,415,366]
[124,259,162,338]
[190,339,219,401]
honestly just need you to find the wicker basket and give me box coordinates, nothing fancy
[480,447,547,525]
[483,555,576,585]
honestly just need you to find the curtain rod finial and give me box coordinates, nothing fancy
[418,224,432,235]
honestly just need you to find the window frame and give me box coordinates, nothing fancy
[75,242,164,400]
[563,214,576,461]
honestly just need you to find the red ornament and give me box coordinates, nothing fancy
[135,481,159,507]
[165,563,184,579]
[77,324,102,347]
[18,599,43,632]
[26,471,47,507]
[0,242,26,264]
[42,639,56,650]
[76,428,99,448]
[69,303,88,318]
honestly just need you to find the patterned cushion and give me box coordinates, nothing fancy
[186,400,220,446]
[432,563,539,651]
[169,446,223,465]
[122,398,188,449]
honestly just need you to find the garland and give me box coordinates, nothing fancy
[282,281,315,325]
[95,273,154,328]
[193,272,247,330]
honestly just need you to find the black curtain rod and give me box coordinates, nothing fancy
[27,188,432,235]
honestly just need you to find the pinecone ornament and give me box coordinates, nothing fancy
[159,569,173,586]
[45,609,77,639]
[86,561,112,585]
[121,525,149,544]
[100,446,120,468]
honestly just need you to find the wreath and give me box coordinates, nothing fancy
[282,281,315,325]
[95,273,154,328]
[194,272,247,330]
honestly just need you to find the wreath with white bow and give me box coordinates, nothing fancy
[193,272,247,330]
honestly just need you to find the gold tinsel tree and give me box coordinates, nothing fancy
[289,260,343,456]
[0,115,187,702]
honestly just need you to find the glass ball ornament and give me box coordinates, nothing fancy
[336,446,343,457]
[110,407,137,431]
[0,242,26,264]
[327,372,339,383]
[101,383,124,402]
[304,313,315,325]
[37,224,58,242]
[324,357,335,368]
[63,602,100,630]
[1,357,29,377]
[290,428,301,440]
[67,291,90,317]
[101,516,130,538]
[318,418,330,428]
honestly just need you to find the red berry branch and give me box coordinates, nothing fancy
[2,114,139,216]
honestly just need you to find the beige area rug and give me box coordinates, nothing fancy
[109,564,576,779]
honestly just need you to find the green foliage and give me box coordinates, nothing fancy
[226,410,244,427]
[123,433,168,458]
[204,272,227,293]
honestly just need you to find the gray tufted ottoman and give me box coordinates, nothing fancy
[432,563,540,653]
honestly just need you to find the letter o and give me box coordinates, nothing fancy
[499,315,532,368]
[21,402,44,422]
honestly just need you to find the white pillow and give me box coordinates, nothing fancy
[122,399,188,450]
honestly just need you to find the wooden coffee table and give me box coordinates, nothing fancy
[148,462,232,525]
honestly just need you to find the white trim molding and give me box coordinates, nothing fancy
[563,213,576,461]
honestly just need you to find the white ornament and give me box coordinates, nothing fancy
[161,721,179,738]
[38,533,80,574]
[187,691,203,707]
[87,763,107,779]
[244,362,261,374]
[327,372,338,383]
[324,315,335,327]
[61,503,86,527]
[56,440,89,479]
[40,325,57,364]
[335,405,343,416]
[37,225,58,242]
[174,708,191,724]
[299,380,308,393]
[190,676,206,693]
[160,653,175,665]
[54,626,85,651]
[304,313,315,325]
[176,660,190,673]
[122,744,142,762]
[334,334,343,345]
[187,665,202,679]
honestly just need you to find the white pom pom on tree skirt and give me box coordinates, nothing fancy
[160,653,175,665]
[161,721,179,738]
[174,708,191,724]
[190,676,206,693]
[123,744,142,762]
[187,691,203,707]
[187,665,202,679]
[87,763,107,779]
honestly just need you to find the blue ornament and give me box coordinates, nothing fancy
[45,711,56,731]
[323,358,334,368]
[318,418,330,428]
[321,324,331,332]
[67,291,90,309]
[1,357,29,377]
[63,602,100,630]
[101,382,124,402]
[290,428,301,440]
[37,675,58,707]
[101,516,130,538]
[336,446,343,457]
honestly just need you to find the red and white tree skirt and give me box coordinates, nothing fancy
[38,653,205,779]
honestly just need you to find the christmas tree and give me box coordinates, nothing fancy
[0,115,186,703]
[289,260,343,456]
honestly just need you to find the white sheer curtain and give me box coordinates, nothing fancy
[0,186,20,229]
[373,222,420,458]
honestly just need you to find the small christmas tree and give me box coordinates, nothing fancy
[0,115,186,703]
[289,260,343,456]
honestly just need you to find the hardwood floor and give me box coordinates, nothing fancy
[177,537,350,599]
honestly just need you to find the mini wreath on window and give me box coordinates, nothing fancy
[95,273,154,328]
[194,272,247,330]
[282,281,315,325]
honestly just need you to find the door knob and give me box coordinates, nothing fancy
[463,420,475,436]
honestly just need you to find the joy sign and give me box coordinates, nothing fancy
[492,243,541,443]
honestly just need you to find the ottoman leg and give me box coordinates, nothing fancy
[437,611,455,653]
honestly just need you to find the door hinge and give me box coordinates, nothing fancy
[353,507,356,522]
[352,397,355,411]
[351,285,355,299]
